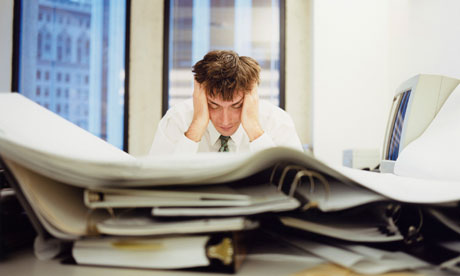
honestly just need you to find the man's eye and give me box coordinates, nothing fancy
[233,104,243,109]
[209,104,219,110]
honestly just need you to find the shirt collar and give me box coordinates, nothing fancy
[208,122,222,146]
[208,121,245,148]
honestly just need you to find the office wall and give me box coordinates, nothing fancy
[0,0,14,93]
[285,0,312,148]
[312,0,390,165]
[128,0,164,156]
[387,0,460,90]
[312,0,460,166]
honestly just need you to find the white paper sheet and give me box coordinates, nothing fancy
[394,84,460,182]
[0,94,134,163]
[97,216,258,236]
[296,178,387,211]
[152,198,300,217]
[335,166,460,204]
[3,93,460,204]
[282,237,428,275]
[280,216,403,242]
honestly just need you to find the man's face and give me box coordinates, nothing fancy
[207,92,244,136]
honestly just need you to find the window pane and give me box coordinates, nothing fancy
[168,0,281,108]
[17,0,127,149]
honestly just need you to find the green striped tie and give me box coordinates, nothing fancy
[218,135,230,152]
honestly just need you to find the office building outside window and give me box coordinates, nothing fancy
[15,0,128,150]
[165,0,283,110]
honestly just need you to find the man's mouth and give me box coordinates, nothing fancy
[220,126,233,131]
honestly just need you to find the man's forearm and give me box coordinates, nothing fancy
[246,123,264,142]
[185,120,207,142]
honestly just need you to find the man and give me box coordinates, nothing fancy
[149,50,303,154]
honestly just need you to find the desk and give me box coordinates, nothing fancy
[1,247,445,276]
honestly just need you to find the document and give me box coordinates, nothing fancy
[97,216,258,236]
[334,166,460,204]
[84,185,252,209]
[280,215,403,243]
[151,182,300,216]
[294,177,387,212]
[278,237,428,275]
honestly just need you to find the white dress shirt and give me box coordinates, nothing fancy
[149,99,303,155]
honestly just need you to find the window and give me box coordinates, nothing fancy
[14,0,129,150]
[164,0,284,111]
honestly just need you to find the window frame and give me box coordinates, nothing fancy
[11,0,131,153]
[162,0,286,116]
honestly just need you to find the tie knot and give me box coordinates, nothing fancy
[219,135,230,152]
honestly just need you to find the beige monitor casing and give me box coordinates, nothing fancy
[380,74,460,173]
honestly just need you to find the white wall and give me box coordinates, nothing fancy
[0,0,14,93]
[388,0,460,89]
[312,0,460,165]
[312,0,390,165]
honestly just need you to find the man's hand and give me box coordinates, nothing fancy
[241,84,264,142]
[185,80,209,142]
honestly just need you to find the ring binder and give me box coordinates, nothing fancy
[270,164,331,211]
[385,204,424,244]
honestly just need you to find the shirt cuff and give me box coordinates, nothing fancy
[173,133,200,154]
[249,132,275,152]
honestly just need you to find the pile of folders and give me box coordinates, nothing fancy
[1,93,460,274]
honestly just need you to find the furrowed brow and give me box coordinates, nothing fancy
[208,99,220,106]
[232,98,244,106]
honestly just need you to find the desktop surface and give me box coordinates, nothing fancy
[1,246,447,276]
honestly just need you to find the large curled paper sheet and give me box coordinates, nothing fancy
[0,94,304,187]
[2,93,460,204]
[394,84,460,182]
[0,94,346,188]
[334,166,460,204]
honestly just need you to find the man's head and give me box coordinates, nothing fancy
[192,50,261,136]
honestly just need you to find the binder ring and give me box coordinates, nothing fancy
[270,164,331,210]
[269,162,283,186]
[405,207,424,244]
[290,169,330,211]
[276,165,306,192]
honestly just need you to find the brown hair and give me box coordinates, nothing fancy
[192,50,260,101]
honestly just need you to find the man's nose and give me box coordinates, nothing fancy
[222,109,230,124]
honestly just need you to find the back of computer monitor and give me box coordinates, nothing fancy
[380,74,460,173]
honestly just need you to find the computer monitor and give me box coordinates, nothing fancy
[380,74,460,173]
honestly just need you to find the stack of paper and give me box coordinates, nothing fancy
[2,91,460,274]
